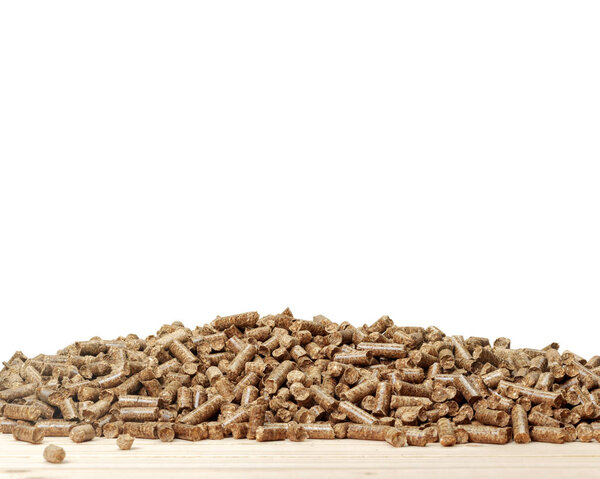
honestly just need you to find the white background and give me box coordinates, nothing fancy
[1,1,599,361]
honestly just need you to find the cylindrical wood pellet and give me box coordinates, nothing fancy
[116,434,134,450]
[511,404,531,444]
[43,444,66,463]
[530,426,565,444]
[13,424,44,444]
[70,424,95,443]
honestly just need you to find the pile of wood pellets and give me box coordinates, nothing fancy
[1,309,600,452]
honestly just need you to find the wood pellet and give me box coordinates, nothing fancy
[1,309,599,451]
[43,444,66,463]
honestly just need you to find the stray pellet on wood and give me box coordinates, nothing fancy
[43,444,66,463]
[1,309,599,451]
[116,433,135,450]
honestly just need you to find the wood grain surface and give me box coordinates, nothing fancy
[1,435,599,479]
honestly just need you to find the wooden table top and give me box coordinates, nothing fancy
[1,435,599,478]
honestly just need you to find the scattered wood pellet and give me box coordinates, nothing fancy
[0,309,599,450]
[116,433,135,450]
[43,444,66,463]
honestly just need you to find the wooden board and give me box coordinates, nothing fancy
[1,435,599,479]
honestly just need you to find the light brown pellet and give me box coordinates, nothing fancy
[157,423,175,442]
[0,383,38,401]
[247,403,266,440]
[438,418,456,447]
[0,418,18,434]
[225,422,246,439]
[103,421,124,438]
[333,351,372,367]
[384,427,407,447]
[173,423,207,441]
[179,394,224,425]
[511,404,531,444]
[390,395,432,409]
[528,411,561,427]
[117,395,159,408]
[43,444,66,463]
[80,397,112,421]
[474,407,510,427]
[207,421,224,439]
[264,360,295,394]
[287,421,308,442]
[402,427,429,447]
[119,407,159,422]
[458,425,510,444]
[576,423,594,442]
[176,387,194,411]
[346,423,406,447]
[3,404,42,422]
[117,434,135,450]
[337,401,378,425]
[530,426,565,444]
[36,420,75,437]
[123,422,157,439]
[310,385,338,412]
[356,342,406,359]
[226,344,257,380]
[453,375,481,404]
[256,423,288,442]
[341,378,378,403]
[70,424,95,443]
[13,424,44,444]
[213,312,259,330]
[372,382,392,416]
[300,422,335,439]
